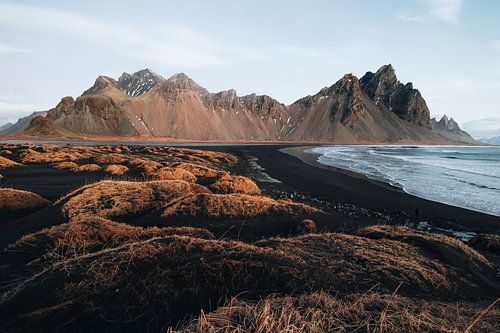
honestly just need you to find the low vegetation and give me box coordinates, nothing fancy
[104,164,129,175]
[153,167,197,183]
[0,155,21,169]
[1,231,497,331]
[74,163,101,172]
[161,193,318,219]
[176,292,500,333]
[59,180,211,220]
[171,162,220,178]
[0,188,50,210]
[469,234,500,254]
[209,174,261,195]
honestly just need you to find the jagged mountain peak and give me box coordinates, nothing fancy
[326,73,362,96]
[435,115,459,130]
[117,69,164,97]
[375,63,396,76]
[360,64,431,128]
[163,73,208,94]
[82,76,118,96]
[431,115,476,143]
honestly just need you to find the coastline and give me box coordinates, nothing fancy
[209,144,499,234]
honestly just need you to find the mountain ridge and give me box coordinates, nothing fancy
[2,65,478,143]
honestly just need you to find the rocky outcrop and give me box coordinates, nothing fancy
[117,69,164,97]
[285,72,444,142]
[360,64,431,128]
[22,115,76,138]
[431,115,477,144]
[47,95,136,136]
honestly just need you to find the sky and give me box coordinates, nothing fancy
[0,0,499,137]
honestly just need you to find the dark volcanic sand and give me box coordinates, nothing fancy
[198,144,500,234]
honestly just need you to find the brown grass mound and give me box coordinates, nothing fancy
[94,153,127,164]
[356,225,499,293]
[171,162,220,178]
[52,161,78,170]
[159,147,238,168]
[469,234,500,254]
[153,167,197,183]
[161,193,319,219]
[139,160,163,175]
[128,157,148,166]
[8,215,214,259]
[74,164,101,172]
[210,174,261,195]
[0,155,21,169]
[176,292,500,333]
[60,180,211,220]
[104,164,129,175]
[1,232,497,331]
[0,149,12,155]
[0,188,50,210]
[19,148,86,164]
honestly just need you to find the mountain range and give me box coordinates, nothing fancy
[0,65,476,143]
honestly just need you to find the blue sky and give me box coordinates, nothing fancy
[0,0,499,136]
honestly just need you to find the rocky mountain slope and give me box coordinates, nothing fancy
[21,115,78,138]
[7,66,475,143]
[431,115,477,144]
[0,111,47,136]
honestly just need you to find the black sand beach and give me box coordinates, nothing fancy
[199,144,500,234]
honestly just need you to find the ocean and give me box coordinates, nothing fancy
[307,145,500,217]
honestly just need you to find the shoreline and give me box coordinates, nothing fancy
[208,144,499,234]
[283,146,500,219]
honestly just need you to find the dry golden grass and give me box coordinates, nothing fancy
[128,157,148,166]
[104,164,129,175]
[161,193,319,219]
[356,225,494,275]
[19,148,87,164]
[0,155,21,169]
[52,161,78,170]
[74,164,101,172]
[469,234,500,254]
[0,149,13,155]
[176,292,500,333]
[153,167,197,183]
[0,188,50,210]
[94,153,127,164]
[59,180,211,220]
[139,160,163,175]
[2,232,498,331]
[8,215,214,258]
[171,162,220,178]
[153,147,238,168]
[210,174,261,195]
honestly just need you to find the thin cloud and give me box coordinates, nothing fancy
[0,43,33,55]
[398,0,464,25]
[0,2,317,68]
[427,0,464,25]
[0,99,45,125]
[493,40,500,51]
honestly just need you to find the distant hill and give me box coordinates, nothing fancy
[0,122,13,132]
[479,136,500,145]
[431,115,477,144]
[0,111,47,136]
[7,65,474,143]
